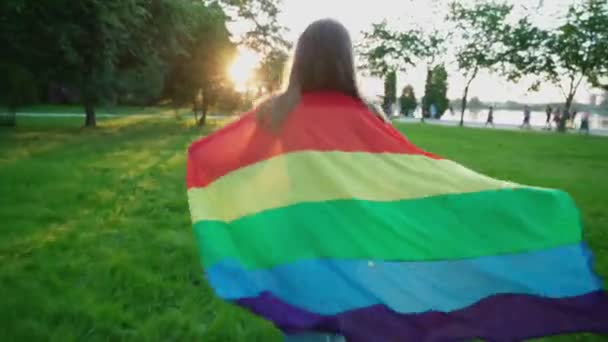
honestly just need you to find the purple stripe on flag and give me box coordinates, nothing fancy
[237,291,608,342]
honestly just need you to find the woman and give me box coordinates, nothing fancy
[256,19,385,129]
[187,19,608,342]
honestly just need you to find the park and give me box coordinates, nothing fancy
[1,112,607,341]
[2,0,608,341]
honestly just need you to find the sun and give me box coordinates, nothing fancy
[228,48,261,92]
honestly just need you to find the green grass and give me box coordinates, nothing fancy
[1,116,607,341]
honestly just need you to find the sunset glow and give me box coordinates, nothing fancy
[228,48,261,92]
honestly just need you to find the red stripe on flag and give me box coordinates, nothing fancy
[187,92,439,189]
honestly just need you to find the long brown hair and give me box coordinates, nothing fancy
[257,19,380,130]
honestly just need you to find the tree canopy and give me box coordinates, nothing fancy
[359,0,608,126]
[519,0,608,111]
[0,0,286,126]
[446,1,539,125]
[399,85,417,117]
[422,65,449,118]
[254,48,289,94]
[359,22,444,78]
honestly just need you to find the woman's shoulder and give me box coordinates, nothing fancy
[187,110,256,156]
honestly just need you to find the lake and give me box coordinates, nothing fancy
[406,108,608,130]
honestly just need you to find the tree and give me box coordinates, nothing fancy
[399,85,417,116]
[519,0,608,114]
[360,23,447,119]
[359,21,428,78]
[359,22,447,78]
[422,65,449,118]
[219,0,290,54]
[255,48,289,94]
[163,2,236,125]
[382,71,397,115]
[468,96,483,109]
[0,0,286,127]
[0,63,38,126]
[0,0,194,127]
[448,1,520,126]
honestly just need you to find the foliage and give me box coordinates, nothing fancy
[399,85,417,116]
[468,96,484,109]
[0,0,172,126]
[0,0,287,127]
[116,59,166,106]
[422,65,449,118]
[359,21,448,118]
[218,0,290,54]
[521,0,608,111]
[358,21,427,77]
[162,2,236,125]
[214,87,249,114]
[382,71,397,114]
[254,48,289,93]
[0,63,38,126]
[448,1,525,125]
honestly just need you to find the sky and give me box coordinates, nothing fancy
[231,0,602,104]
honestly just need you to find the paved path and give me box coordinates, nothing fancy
[395,117,608,137]
[16,112,229,120]
[18,112,126,118]
[16,112,607,136]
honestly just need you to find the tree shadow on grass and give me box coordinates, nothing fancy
[0,116,282,341]
[0,116,217,167]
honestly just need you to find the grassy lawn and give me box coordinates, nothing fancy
[1,116,607,341]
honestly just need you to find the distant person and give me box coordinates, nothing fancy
[485,106,494,127]
[580,111,590,134]
[449,105,454,116]
[430,103,437,119]
[545,105,552,129]
[553,107,562,128]
[520,105,531,129]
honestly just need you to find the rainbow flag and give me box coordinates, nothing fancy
[186,92,608,341]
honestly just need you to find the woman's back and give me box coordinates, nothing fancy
[188,92,420,189]
[186,18,608,342]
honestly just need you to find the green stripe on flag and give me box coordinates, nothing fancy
[194,188,582,270]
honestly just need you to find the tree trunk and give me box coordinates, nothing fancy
[422,68,433,118]
[84,101,96,127]
[564,93,575,113]
[459,86,469,127]
[192,100,198,122]
[0,109,17,127]
[198,98,208,126]
[558,92,576,133]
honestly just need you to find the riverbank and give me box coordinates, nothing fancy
[395,117,608,136]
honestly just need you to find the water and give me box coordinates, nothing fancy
[409,108,608,130]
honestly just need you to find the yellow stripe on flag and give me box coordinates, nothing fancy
[188,151,519,223]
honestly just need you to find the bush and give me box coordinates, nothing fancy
[0,63,38,126]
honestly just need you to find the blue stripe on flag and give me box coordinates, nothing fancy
[207,243,602,315]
